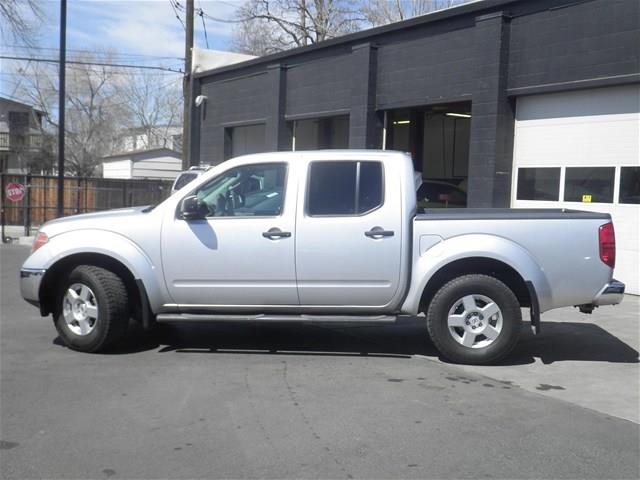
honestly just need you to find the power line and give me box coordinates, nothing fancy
[200,10,245,23]
[175,1,244,24]
[170,0,186,30]
[0,69,181,77]
[0,55,184,73]
[3,44,184,61]
[198,6,210,49]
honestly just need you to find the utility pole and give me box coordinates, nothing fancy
[57,0,67,216]
[182,0,194,169]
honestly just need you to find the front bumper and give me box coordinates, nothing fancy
[20,268,46,307]
[592,279,625,306]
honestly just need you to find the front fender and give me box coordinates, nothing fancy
[400,233,553,315]
[22,229,166,313]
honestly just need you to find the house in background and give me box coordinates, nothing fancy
[101,147,182,180]
[114,125,183,154]
[0,96,46,173]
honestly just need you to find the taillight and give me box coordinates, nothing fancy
[598,222,615,268]
[32,231,49,253]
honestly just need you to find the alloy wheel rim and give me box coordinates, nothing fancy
[62,283,98,336]
[446,294,503,349]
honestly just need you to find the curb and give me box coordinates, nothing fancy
[18,236,35,246]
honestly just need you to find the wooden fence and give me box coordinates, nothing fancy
[1,173,172,238]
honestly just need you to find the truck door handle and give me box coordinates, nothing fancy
[365,227,394,238]
[262,228,291,239]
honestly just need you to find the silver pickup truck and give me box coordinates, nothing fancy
[20,150,624,364]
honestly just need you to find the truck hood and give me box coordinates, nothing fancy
[39,206,151,237]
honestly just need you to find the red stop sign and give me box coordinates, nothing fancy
[5,182,26,202]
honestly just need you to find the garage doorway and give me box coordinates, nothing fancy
[224,123,266,160]
[385,102,471,208]
[290,115,349,150]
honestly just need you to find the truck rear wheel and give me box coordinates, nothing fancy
[53,265,129,353]
[426,274,521,365]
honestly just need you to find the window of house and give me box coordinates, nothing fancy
[8,111,29,129]
[564,167,615,203]
[307,161,383,216]
[619,167,640,205]
[195,163,286,217]
[516,167,561,201]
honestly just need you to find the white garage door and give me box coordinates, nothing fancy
[512,84,640,295]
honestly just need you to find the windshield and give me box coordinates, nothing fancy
[173,172,200,191]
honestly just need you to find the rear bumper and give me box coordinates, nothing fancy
[20,268,46,307]
[592,280,625,306]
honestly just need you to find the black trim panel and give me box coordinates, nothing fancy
[416,208,611,221]
[526,281,541,334]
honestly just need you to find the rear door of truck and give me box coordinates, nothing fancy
[295,157,403,308]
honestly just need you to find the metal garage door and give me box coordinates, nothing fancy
[512,84,640,295]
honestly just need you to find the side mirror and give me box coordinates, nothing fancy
[180,195,210,220]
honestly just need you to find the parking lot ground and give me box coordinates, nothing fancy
[431,294,640,424]
[1,244,639,479]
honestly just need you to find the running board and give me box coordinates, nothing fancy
[155,313,397,324]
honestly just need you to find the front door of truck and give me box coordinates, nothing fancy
[295,159,403,308]
[161,162,298,307]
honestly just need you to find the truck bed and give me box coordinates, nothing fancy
[412,208,613,312]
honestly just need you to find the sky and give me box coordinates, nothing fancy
[1,0,244,98]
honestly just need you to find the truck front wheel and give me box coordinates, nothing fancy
[53,265,129,353]
[426,274,522,365]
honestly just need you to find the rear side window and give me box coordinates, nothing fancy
[564,167,615,203]
[307,161,383,216]
[516,167,560,201]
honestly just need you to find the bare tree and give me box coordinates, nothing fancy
[14,50,185,176]
[17,53,127,176]
[232,0,472,55]
[116,72,183,152]
[0,0,44,46]
[361,0,464,26]
[232,0,362,55]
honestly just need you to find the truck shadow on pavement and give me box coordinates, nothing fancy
[76,317,639,366]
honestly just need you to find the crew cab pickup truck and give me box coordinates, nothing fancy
[20,150,625,364]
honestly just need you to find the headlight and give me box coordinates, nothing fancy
[32,231,49,253]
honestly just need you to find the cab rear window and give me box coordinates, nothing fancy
[307,161,383,216]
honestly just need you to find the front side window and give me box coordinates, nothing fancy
[564,167,615,203]
[516,167,561,201]
[307,161,383,216]
[619,167,640,205]
[195,163,286,217]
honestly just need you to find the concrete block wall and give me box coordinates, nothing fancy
[191,0,640,206]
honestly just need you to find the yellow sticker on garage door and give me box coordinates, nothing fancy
[582,194,592,203]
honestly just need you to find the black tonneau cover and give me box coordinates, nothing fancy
[415,208,611,221]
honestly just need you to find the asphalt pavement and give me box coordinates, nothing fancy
[1,244,638,479]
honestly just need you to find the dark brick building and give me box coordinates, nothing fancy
[189,0,639,291]
[190,0,638,204]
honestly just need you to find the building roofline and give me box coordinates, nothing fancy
[0,95,47,115]
[193,0,518,79]
[101,147,182,162]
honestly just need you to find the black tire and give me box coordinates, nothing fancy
[53,265,129,353]
[426,274,522,365]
